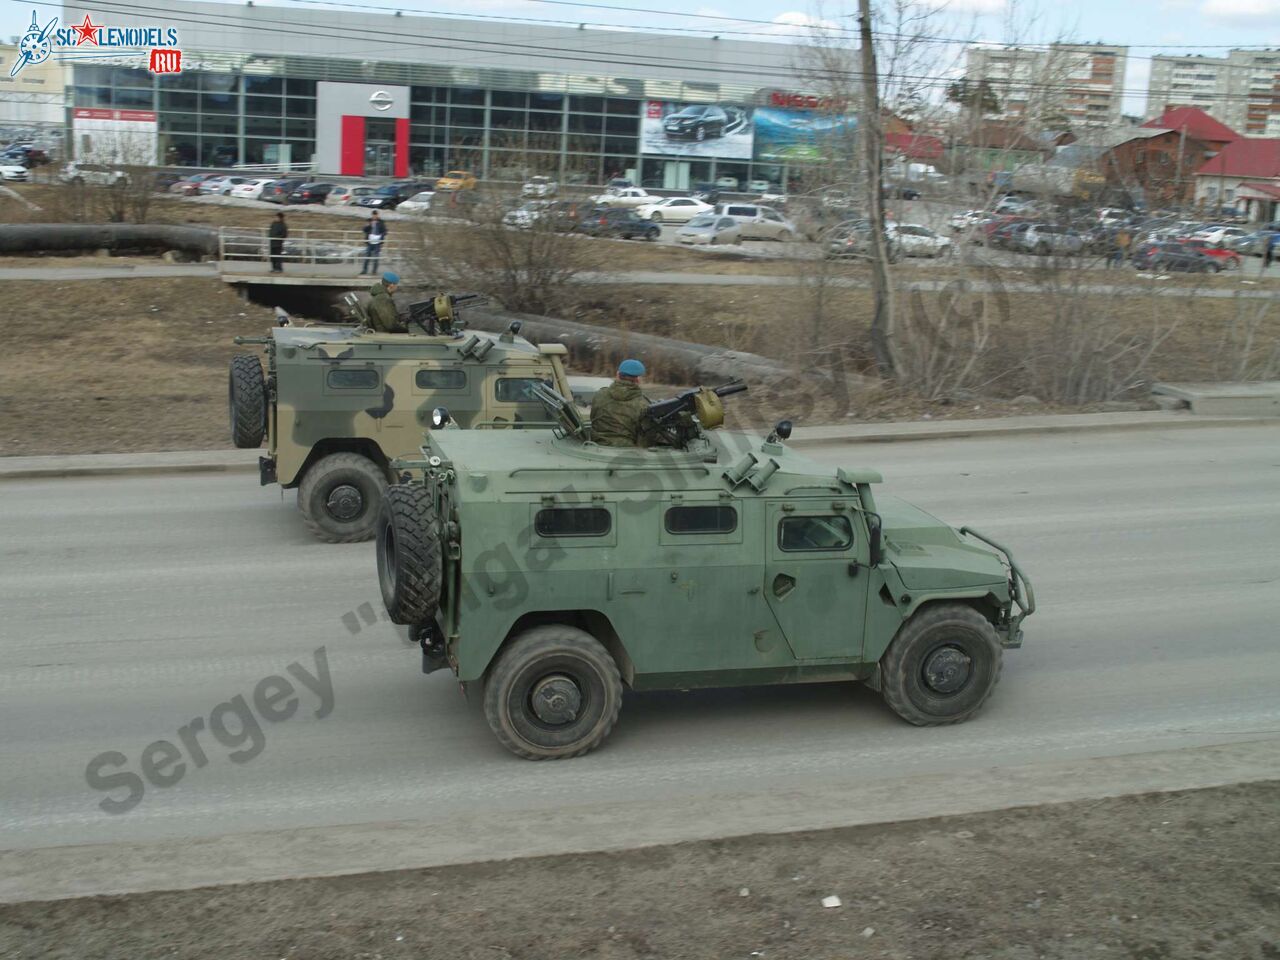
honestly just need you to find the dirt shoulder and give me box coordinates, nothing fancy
[2,781,1277,959]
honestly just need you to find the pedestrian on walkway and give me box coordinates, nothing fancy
[1265,231,1277,275]
[268,212,287,273]
[361,211,388,275]
[1109,228,1131,269]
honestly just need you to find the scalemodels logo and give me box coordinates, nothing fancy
[10,9,183,77]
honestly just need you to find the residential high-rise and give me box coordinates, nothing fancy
[1146,50,1280,137]
[964,42,1128,127]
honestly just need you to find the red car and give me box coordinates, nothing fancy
[1177,240,1241,271]
[170,173,215,196]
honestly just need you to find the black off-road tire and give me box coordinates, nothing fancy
[228,354,266,448]
[646,227,659,241]
[377,484,443,625]
[879,603,1003,726]
[650,212,663,223]
[297,452,388,543]
[484,625,623,760]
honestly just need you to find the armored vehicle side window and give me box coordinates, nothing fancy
[779,515,853,552]
[496,378,551,403]
[415,369,467,390]
[665,505,738,535]
[326,368,380,389]
[535,507,611,538]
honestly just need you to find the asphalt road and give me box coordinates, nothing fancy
[2,424,1279,856]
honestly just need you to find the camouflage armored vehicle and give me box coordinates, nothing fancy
[227,297,571,542]
[375,384,1035,759]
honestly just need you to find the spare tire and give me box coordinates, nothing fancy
[229,354,266,448]
[378,484,443,625]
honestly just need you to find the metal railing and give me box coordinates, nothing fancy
[218,226,400,269]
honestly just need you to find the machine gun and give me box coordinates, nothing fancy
[407,293,488,335]
[642,379,748,447]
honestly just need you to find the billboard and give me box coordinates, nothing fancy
[72,107,157,165]
[753,107,857,162]
[640,100,753,160]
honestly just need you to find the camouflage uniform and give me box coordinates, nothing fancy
[590,379,648,447]
[367,281,406,334]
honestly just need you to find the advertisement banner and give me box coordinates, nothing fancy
[753,107,857,162]
[72,106,157,164]
[640,100,753,159]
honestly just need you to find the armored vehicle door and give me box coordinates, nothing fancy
[763,500,871,661]
[484,370,557,428]
[414,363,481,429]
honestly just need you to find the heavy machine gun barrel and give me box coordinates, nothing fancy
[645,379,747,426]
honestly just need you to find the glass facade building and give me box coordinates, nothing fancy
[62,0,832,189]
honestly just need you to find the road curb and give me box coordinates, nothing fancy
[3,738,1277,904]
[1,412,1273,480]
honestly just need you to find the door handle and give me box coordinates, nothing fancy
[848,562,860,578]
[772,573,795,599]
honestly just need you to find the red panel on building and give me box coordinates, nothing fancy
[395,118,410,178]
[340,116,365,176]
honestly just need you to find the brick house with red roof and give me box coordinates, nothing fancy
[1194,138,1280,221]
[1142,107,1240,152]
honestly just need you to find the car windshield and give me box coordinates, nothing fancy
[374,186,398,195]
[672,106,706,118]
[445,171,468,178]
[687,216,717,227]
[409,193,432,202]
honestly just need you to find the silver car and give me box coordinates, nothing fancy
[713,203,795,241]
[1020,224,1084,256]
[676,215,743,245]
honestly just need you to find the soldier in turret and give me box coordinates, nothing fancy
[590,359,648,447]
[367,272,406,333]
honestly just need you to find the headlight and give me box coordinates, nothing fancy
[431,407,452,429]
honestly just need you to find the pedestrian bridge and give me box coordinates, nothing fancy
[215,226,402,286]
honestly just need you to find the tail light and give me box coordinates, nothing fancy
[599,217,607,226]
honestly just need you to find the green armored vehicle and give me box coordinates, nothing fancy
[227,297,571,542]
[376,385,1035,759]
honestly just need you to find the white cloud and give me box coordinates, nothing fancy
[918,0,1010,13]
[755,11,843,37]
[1200,0,1280,21]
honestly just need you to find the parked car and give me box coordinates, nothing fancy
[605,177,633,190]
[286,182,334,204]
[1230,230,1278,257]
[578,207,661,241]
[199,176,250,196]
[1177,240,1241,270]
[326,184,377,205]
[991,221,1033,250]
[995,197,1034,215]
[396,190,435,215]
[949,209,986,231]
[592,186,655,208]
[663,104,729,141]
[690,181,721,204]
[355,182,421,209]
[1,145,48,166]
[676,214,743,245]
[0,163,30,182]
[502,199,554,228]
[521,175,557,198]
[1190,225,1249,248]
[712,203,795,241]
[544,199,593,232]
[823,220,904,262]
[715,175,741,190]
[169,173,214,195]
[1020,224,1084,256]
[1131,242,1221,273]
[436,170,477,191]
[261,179,305,204]
[894,223,951,257]
[229,177,276,201]
[748,179,773,194]
[634,196,713,223]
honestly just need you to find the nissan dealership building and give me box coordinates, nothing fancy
[57,0,852,189]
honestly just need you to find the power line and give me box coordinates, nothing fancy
[30,0,1280,107]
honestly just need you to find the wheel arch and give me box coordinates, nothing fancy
[285,437,394,488]
[485,610,635,687]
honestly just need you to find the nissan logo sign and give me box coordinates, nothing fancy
[369,90,394,111]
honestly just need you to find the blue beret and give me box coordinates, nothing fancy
[618,359,646,377]
[382,271,400,285]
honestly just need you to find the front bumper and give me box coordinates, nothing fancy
[959,526,1036,647]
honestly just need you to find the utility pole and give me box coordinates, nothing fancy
[858,0,896,378]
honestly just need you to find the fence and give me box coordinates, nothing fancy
[218,226,400,270]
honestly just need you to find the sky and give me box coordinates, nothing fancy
[5,0,1280,114]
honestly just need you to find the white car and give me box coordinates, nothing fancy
[949,209,985,231]
[634,196,713,223]
[716,175,740,190]
[522,176,557,198]
[199,176,249,196]
[1191,225,1248,248]
[712,203,795,241]
[676,215,743,245]
[503,200,553,228]
[396,191,435,215]
[326,185,375,205]
[0,163,29,182]
[591,187,655,208]
[894,223,951,258]
[748,179,772,194]
[229,178,275,201]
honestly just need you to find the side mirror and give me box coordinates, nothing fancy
[866,512,883,567]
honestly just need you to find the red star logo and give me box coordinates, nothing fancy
[72,14,101,46]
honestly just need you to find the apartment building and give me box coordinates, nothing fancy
[965,43,1128,127]
[1146,50,1280,138]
